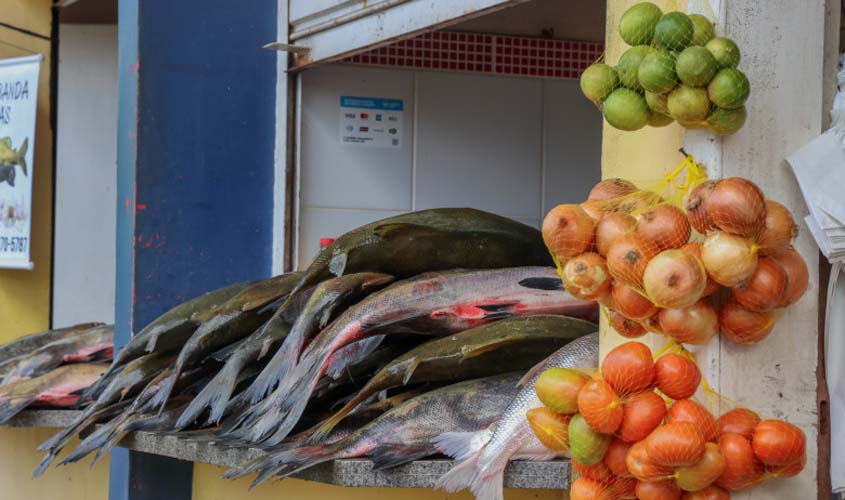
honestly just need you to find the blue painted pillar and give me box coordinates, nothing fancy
[113,0,278,498]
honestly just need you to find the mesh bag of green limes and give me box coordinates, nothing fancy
[581,2,749,135]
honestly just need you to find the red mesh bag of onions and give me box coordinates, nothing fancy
[541,155,809,347]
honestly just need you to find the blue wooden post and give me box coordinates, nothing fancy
[113,0,278,498]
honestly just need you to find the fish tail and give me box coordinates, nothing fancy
[241,443,344,486]
[32,450,57,477]
[471,472,505,500]
[57,422,117,466]
[306,391,369,445]
[262,395,310,446]
[242,337,300,404]
[17,138,27,176]
[153,370,179,416]
[175,361,240,429]
[434,449,482,494]
[434,429,493,462]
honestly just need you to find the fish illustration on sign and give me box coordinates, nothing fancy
[0,137,28,182]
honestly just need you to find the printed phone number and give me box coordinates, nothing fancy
[0,236,27,253]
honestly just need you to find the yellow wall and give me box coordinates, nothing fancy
[0,2,109,499]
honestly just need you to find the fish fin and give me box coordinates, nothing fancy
[208,340,243,363]
[32,450,57,477]
[470,470,505,500]
[257,337,274,360]
[326,335,384,380]
[328,252,347,277]
[518,277,563,291]
[460,336,525,360]
[153,372,179,416]
[17,138,27,176]
[175,361,240,429]
[369,444,431,470]
[434,450,481,493]
[433,430,493,461]
[399,357,421,385]
[510,448,557,461]
[242,344,298,404]
[0,137,11,148]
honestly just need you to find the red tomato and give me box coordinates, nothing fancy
[636,479,682,500]
[572,458,614,485]
[646,422,706,467]
[716,433,764,490]
[667,400,718,442]
[766,451,806,478]
[654,354,701,400]
[674,442,726,492]
[751,419,806,467]
[601,342,656,396]
[526,407,571,453]
[715,408,760,440]
[571,477,612,500]
[577,379,624,434]
[619,391,667,442]
[681,485,731,499]
[626,440,673,482]
[605,438,632,477]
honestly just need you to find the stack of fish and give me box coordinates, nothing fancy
[36,208,600,499]
[0,323,114,422]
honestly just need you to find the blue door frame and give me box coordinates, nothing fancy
[113,1,278,498]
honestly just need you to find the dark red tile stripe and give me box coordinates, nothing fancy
[345,32,604,79]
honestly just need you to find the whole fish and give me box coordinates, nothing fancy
[225,372,524,487]
[0,322,104,366]
[277,208,553,313]
[0,136,28,175]
[153,272,305,413]
[308,315,596,443]
[0,363,107,424]
[243,272,395,405]
[85,280,255,400]
[237,267,597,445]
[0,325,114,385]
[435,332,599,500]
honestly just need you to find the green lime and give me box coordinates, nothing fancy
[654,12,694,51]
[619,2,663,46]
[678,119,708,129]
[645,90,670,114]
[708,68,750,109]
[690,14,715,46]
[569,414,611,465]
[648,110,674,127]
[705,37,741,68]
[603,88,650,131]
[638,50,677,94]
[580,63,619,104]
[708,106,747,134]
[616,45,653,92]
[676,46,718,87]
[668,85,711,122]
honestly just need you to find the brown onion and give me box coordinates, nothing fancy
[606,234,660,288]
[657,299,719,345]
[720,298,776,344]
[733,257,788,312]
[596,212,637,256]
[589,178,638,201]
[608,310,647,338]
[562,252,611,300]
[636,205,692,251]
[617,190,662,215]
[679,242,721,296]
[686,180,717,235]
[580,200,606,221]
[612,280,658,319]
[597,287,617,309]
[542,204,595,260]
[772,247,809,307]
[643,249,707,309]
[705,178,767,237]
[757,200,798,254]
[701,232,758,287]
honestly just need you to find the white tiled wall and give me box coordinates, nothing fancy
[297,65,602,268]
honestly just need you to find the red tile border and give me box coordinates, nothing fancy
[345,32,604,80]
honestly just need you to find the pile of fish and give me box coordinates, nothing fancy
[33,208,601,499]
[0,323,114,422]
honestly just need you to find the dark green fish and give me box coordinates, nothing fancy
[0,325,114,385]
[0,322,104,366]
[308,315,595,442]
[243,272,395,405]
[277,208,553,313]
[224,373,523,486]
[152,272,305,413]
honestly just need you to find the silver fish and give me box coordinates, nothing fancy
[434,332,599,500]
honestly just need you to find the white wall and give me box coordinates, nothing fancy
[53,24,117,326]
[297,65,602,267]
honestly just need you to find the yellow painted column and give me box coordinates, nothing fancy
[0,3,108,499]
[600,0,686,358]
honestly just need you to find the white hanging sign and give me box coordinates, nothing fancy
[0,55,42,270]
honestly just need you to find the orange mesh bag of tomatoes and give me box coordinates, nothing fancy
[542,154,810,348]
